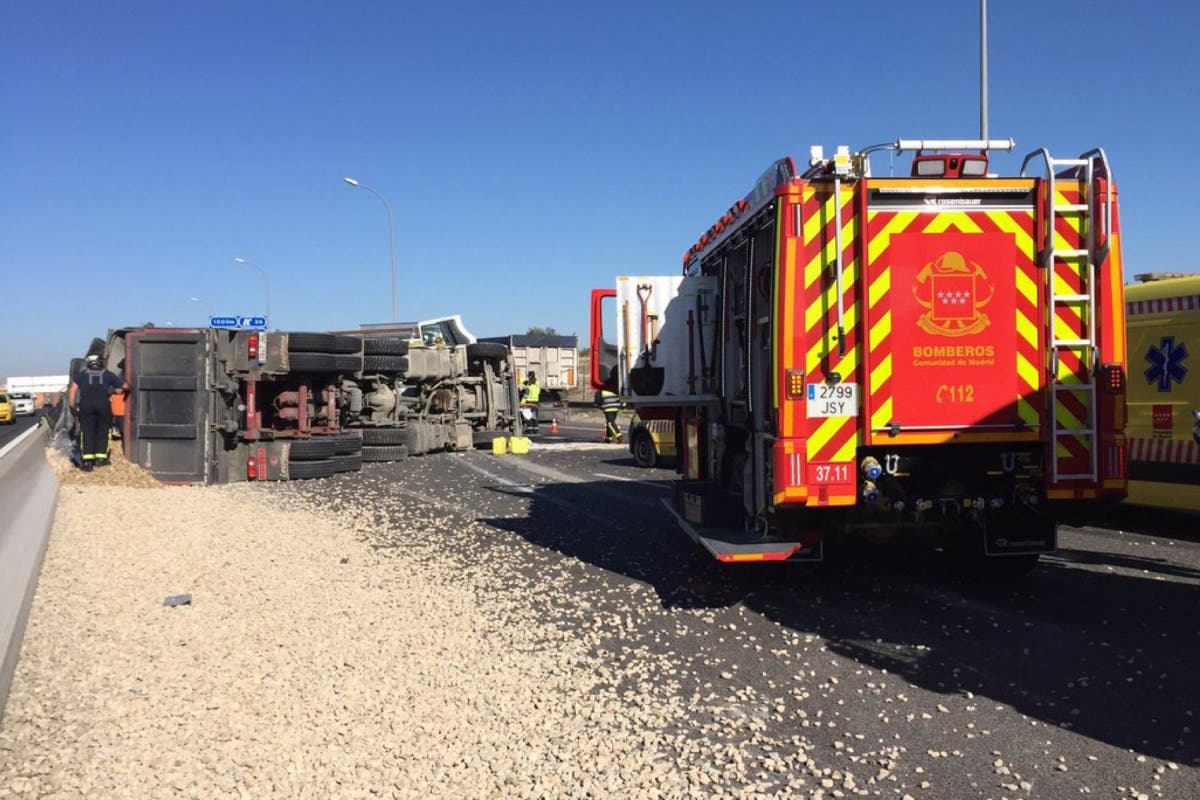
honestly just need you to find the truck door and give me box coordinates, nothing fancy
[860,182,1042,443]
[125,330,211,483]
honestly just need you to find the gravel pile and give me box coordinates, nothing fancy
[44,441,160,489]
[0,479,835,799]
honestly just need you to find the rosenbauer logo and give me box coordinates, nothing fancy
[912,251,995,338]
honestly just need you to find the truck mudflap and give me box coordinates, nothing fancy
[665,482,823,563]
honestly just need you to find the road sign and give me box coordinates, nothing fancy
[210,316,268,331]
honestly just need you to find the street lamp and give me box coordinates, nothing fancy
[343,176,398,323]
[189,296,213,324]
[233,257,271,329]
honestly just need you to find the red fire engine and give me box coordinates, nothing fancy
[590,138,1127,573]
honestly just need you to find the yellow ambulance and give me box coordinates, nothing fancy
[1124,273,1200,511]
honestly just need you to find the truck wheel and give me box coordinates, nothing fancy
[363,355,408,373]
[362,444,409,462]
[334,354,362,373]
[328,433,363,454]
[287,459,337,479]
[363,337,409,356]
[286,332,338,353]
[631,430,657,468]
[361,426,406,445]
[332,335,362,354]
[288,437,337,461]
[466,342,508,362]
[330,452,363,473]
[287,352,338,372]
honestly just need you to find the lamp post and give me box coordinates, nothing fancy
[233,258,271,329]
[189,296,213,325]
[343,176,398,323]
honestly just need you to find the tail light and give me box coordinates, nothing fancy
[247,455,257,480]
[1101,363,1124,394]
[248,333,259,360]
[785,368,805,400]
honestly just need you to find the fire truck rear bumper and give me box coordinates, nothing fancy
[664,485,823,563]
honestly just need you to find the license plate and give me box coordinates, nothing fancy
[806,382,858,418]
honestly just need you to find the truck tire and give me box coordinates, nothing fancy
[363,337,409,356]
[286,332,338,353]
[330,452,363,473]
[363,355,408,373]
[328,433,363,454]
[287,352,338,372]
[362,444,409,462]
[361,426,407,445]
[287,458,337,480]
[631,429,657,468]
[334,354,362,373]
[466,342,508,362]
[288,437,337,461]
[332,335,362,354]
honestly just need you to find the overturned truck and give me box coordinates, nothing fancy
[98,316,521,483]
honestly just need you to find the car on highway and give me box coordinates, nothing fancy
[8,392,35,416]
[0,393,13,424]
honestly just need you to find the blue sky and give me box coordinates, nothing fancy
[2,0,1197,377]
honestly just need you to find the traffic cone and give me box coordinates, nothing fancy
[550,417,559,435]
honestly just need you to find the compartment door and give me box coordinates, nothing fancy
[862,192,1041,442]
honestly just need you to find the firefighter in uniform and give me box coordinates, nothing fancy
[67,354,125,470]
[594,387,623,443]
[520,372,541,433]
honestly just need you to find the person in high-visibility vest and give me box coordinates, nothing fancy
[594,388,623,443]
[520,372,541,433]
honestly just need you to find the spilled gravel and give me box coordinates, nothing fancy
[0,477,833,799]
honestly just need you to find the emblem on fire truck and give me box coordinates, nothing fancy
[912,251,995,337]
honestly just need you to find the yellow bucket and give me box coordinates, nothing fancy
[491,436,508,455]
[508,436,531,455]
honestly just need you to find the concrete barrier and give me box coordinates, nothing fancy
[0,423,58,722]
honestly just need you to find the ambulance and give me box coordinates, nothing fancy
[1124,273,1200,511]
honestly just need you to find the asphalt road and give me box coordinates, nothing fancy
[292,421,1197,798]
[0,416,38,451]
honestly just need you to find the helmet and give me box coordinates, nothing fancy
[527,372,537,382]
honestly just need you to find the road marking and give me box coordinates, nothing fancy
[592,472,672,492]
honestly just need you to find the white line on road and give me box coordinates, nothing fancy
[592,472,672,492]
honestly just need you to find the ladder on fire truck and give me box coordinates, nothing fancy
[1021,148,1114,483]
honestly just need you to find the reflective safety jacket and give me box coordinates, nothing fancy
[594,389,621,411]
[522,381,541,404]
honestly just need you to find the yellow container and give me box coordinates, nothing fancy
[491,436,508,455]
[508,436,531,455]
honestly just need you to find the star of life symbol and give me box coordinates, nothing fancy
[913,251,994,336]
[1144,336,1188,392]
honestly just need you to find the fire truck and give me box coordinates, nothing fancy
[590,138,1128,572]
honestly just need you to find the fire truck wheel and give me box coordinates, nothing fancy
[328,433,363,455]
[361,426,406,445]
[631,430,657,468]
[330,452,363,473]
[332,335,362,354]
[363,337,410,356]
[362,444,409,462]
[334,354,363,373]
[363,355,408,374]
[465,342,508,362]
[285,332,338,353]
[288,437,337,461]
[286,352,338,372]
[287,458,337,480]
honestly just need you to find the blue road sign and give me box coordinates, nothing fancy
[210,316,268,330]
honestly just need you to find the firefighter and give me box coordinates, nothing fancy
[520,372,541,433]
[67,354,125,470]
[594,387,623,443]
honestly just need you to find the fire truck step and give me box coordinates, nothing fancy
[1053,248,1089,258]
[1054,293,1090,302]
[658,499,822,563]
[1054,203,1089,212]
